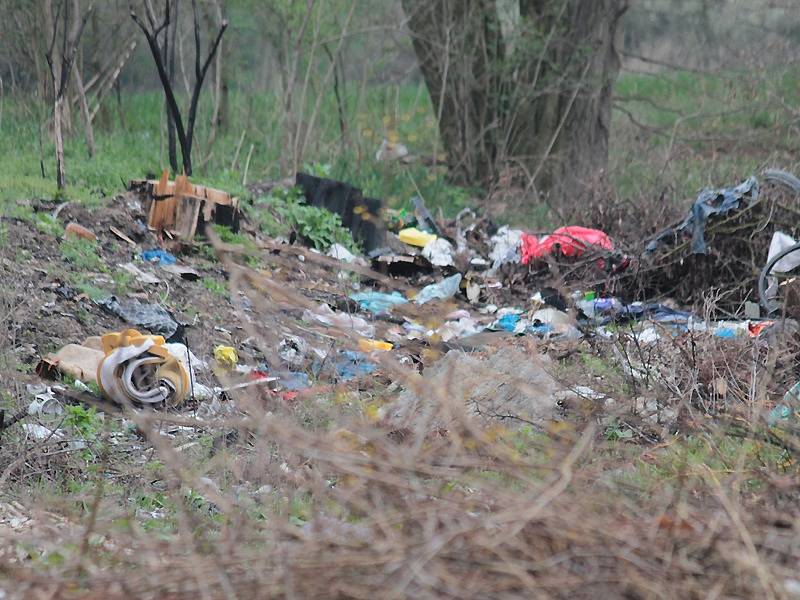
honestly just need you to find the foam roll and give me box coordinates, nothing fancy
[97,329,189,407]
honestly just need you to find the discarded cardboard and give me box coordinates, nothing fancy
[37,343,105,384]
[129,170,240,240]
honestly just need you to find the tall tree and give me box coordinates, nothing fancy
[402,0,628,201]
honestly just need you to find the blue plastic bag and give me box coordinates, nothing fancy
[142,249,177,266]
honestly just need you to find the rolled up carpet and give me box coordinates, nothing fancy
[97,329,189,407]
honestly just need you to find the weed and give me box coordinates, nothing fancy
[112,270,134,295]
[60,238,104,271]
[197,243,217,262]
[212,224,250,245]
[74,282,109,301]
[302,161,333,178]
[33,213,64,237]
[1,202,35,221]
[15,361,33,374]
[256,185,359,251]
[136,492,167,512]
[202,277,227,295]
[64,404,102,440]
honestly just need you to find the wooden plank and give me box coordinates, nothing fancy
[137,172,238,238]
[148,169,172,230]
[109,226,136,246]
[174,175,203,240]
[160,170,178,229]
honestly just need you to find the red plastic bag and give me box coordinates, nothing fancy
[520,226,613,265]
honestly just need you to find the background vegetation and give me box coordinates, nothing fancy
[0,0,798,228]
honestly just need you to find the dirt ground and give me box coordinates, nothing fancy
[0,195,254,389]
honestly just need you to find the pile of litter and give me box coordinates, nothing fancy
[10,168,800,440]
[632,169,800,311]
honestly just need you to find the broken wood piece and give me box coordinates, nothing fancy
[110,226,136,246]
[147,169,174,231]
[119,262,161,284]
[175,193,203,241]
[65,222,97,241]
[132,172,239,240]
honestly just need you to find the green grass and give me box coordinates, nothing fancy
[612,433,791,496]
[59,238,104,271]
[611,66,800,200]
[202,277,227,296]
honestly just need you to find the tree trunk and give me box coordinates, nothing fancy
[512,0,627,200]
[54,95,66,190]
[167,0,179,173]
[217,41,229,133]
[402,0,504,184]
[403,0,628,201]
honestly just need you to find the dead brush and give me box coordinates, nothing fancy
[574,293,800,446]
[6,374,800,599]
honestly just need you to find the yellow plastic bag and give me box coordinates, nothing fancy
[214,345,239,368]
[398,227,437,247]
[358,339,393,352]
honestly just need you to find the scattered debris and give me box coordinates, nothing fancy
[37,342,105,383]
[390,348,567,429]
[637,169,800,311]
[110,226,136,246]
[398,227,437,248]
[415,273,462,304]
[119,262,161,284]
[46,282,80,300]
[422,237,455,267]
[375,138,409,162]
[303,303,375,337]
[97,296,180,339]
[760,231,800,314]
[646,176,759,255]
[350,291,407,314]
[160,264,201,280]
[141,249,177,266]
[296,172,386,252]
[358,339,393,352]
[13,167,800,461]
[521,226,613,263]
[21,423,65,442]
[25,385,64,417]
[489,226,523,272]
[327,243,361,264]
[213,345,239,369]
[334,351,375,381]
[411,195,441,237]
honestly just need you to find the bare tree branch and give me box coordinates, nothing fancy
[132,0,226,175]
